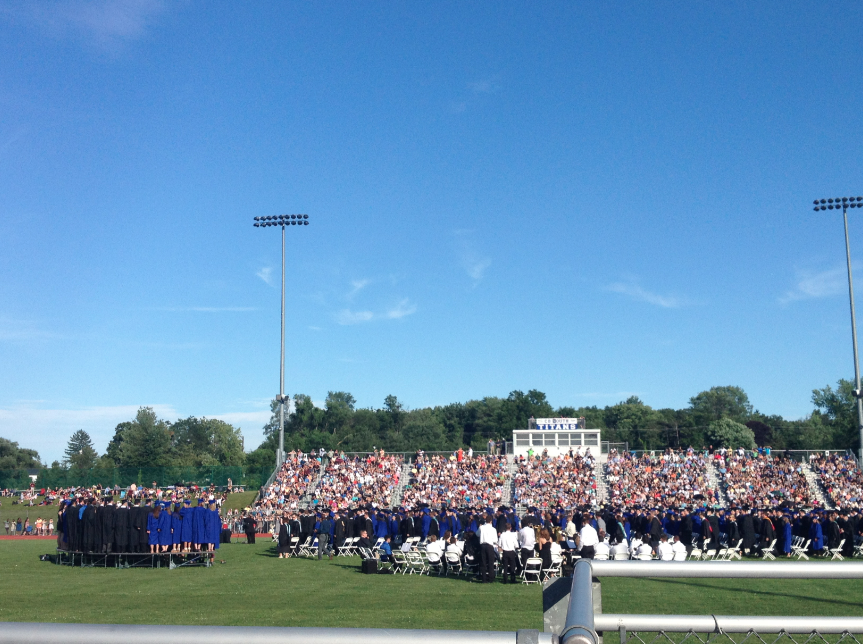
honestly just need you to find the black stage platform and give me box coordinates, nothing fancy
[54,550,213,568]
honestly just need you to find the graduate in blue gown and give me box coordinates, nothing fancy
[202,499,217,554]
[809,515,824,554]
[171,502,183,552]
[147,505,161,553]
[207,499,221,557]
[193,498,208,551]
[180,499,193,551]
[421,508,431,538]
[157,502,173,552]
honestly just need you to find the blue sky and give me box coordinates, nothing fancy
[1,1,862,464]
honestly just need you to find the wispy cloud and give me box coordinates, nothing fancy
[336,309,374,325]
[0,318,59,342]
[256,267,274,286]
[153,307,257,313]
[348,279,370,300]
[2,0,167,51]
[308,326,322,332]
[607,280,681,309]
[454,230,492,285]
[386,299,417,320]
[468,77,500,94]
[0,403,178,463]
[779,265,856,304]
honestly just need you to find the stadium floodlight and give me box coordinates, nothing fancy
[813,197,863,461]
[253,214,311,468]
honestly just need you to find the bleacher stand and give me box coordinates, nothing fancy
[400,452,508,509]
[311,451,402,510]
[813,453,863,509]
[606,448,718,509]
[512,452,596,509]
[716,450,814,508]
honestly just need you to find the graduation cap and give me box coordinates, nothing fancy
[183,499,191,505]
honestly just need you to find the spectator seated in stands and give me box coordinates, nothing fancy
[606,448,718,510]
[813,453,863,509]
[400,452,509,509]
[718,450,813,508]
[512,451,596,510]
[312,450,402,511]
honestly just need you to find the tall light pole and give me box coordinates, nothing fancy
[814,196,863,461]
[254,213,310,468]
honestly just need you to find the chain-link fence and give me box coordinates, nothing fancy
[618,631,862,644]
[0,466,272,491]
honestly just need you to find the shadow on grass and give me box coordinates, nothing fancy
[651,578,863,609]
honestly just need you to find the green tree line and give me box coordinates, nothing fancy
[2,379,861,479]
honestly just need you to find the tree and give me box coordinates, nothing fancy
[117,407,173,467]
[0,437,42,469]
[707,418,756,449]
[689,386,753,426]
[64,430,99,470]
[812,378,860,452]
[172,417,245,466]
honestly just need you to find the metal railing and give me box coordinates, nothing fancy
[554,560,863,644]
[0,623,553,644]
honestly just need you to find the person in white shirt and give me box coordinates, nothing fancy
[565,517,577,539]
[671,535,687,559]
[610,539,630,559]
[629,534,644,555]
[478,518,498,583]
[637,539,654,558]
[497,523,520,583]
[425,534,445,560]
[657,534,674,560]
[594,530,611,559]
[579,516,600,559]
[518,522,537,570]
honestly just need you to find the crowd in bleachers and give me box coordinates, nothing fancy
[512,451,596,509]
[714,448,815,508]
[400,451,509,509]
[605,448,719,509]
[255,450,321,512]
[813,453,863,509]
[310,450,402,510]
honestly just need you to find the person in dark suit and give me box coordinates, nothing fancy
[825,512,841,550]
[738,509,756,555]
[648,510,662,552]
[277,514,291,558]
[113,500,129,553]
[243,512,257,544]
[333,511,346,554]
[289,513,302,555]
[679,508,693,552]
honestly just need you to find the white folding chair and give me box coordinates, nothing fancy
[636,553,653,560]
[672,550,687,561]
[761,539,777,561]
[392,550,409,574]
[542,558,562,580]
[613,552,630,560]
[445,551,463,576]
[522,557,542,584]
[793,538,811,561]
[830,539,846,561]
[593,552,609,561]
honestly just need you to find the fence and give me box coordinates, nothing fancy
[549,560,863,644]
[0,466,273,491]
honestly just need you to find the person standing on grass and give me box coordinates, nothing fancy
[497,522,519,584]
[477,516,497,583]
[318,512,332,560]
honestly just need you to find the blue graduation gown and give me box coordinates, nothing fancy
[158,511,172,546]
[193,505,207,544]
[209,509,221,549]
[809,521,823,550]
[147,513,160,546]
[172,512,183,545]
[782,523,793,554]
[180,507,193,542]
[421,514,431,538]
[203,508,217,546]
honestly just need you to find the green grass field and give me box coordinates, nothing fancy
[2,539,863,630]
